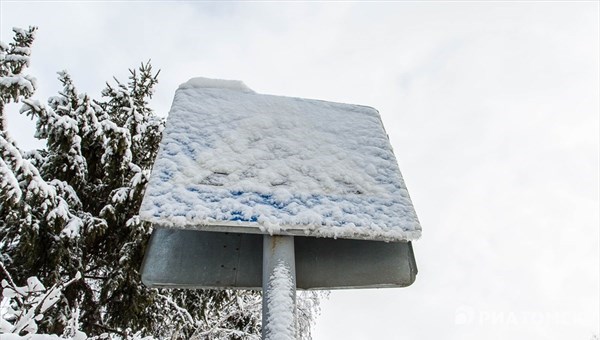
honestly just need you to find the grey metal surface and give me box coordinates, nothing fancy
[141,228,417,290]
[262,235,296,339]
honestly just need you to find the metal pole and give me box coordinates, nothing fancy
[262,235,296,339]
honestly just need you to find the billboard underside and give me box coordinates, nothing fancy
[142,228,417,290]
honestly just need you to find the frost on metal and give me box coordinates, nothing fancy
[139,77,421,241]
[264,261,296,340]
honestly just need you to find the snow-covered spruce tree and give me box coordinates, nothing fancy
[0,26,86,336]
[1,28,323,339]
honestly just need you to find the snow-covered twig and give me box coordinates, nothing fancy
[0,258,23,307]
[1,271,82,335]
[154,292,197,328]
[195,292,261,339]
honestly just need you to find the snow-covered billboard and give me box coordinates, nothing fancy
[139,78,421,242]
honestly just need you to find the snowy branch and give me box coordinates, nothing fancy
[155,292,198,328]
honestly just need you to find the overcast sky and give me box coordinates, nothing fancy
[1,1,598,339]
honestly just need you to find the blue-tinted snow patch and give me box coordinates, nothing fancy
[158,169,173,181]
[230,210,258,222]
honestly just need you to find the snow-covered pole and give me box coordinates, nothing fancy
[262,235,297,339]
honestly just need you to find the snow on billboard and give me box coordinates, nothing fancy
[139,78,421,242]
